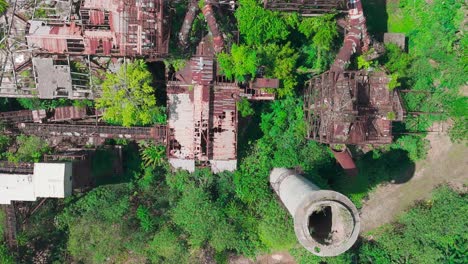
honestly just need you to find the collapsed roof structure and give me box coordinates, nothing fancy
[303,0,405,147]
[167,36,278,173]
[298,0,404,174]
[27,0,169,57]
[0,0,170,99]
[304,71,404,145]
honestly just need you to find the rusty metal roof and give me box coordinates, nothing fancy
[167,36,237,172]
[52,106,87,122]
[26,0,169,57]
[27,21,82,53]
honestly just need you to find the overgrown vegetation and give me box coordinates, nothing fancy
[358,186,467,263]
[6,135,50,163]
[0,0,8,14]
[218,0,339,97]
[17,98,71,110]
[382,0,467,141]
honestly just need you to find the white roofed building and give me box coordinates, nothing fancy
[0,163,73,204]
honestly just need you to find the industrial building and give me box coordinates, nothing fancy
[166,37,238,172]
[0,0,170,99]
[166,36,279,173]
[0,162,73,204]
[26,0,169,57]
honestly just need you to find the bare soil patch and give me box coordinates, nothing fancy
[360,132,468,232]
[229,251,296,264]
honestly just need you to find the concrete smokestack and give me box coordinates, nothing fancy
[270,168,360,257]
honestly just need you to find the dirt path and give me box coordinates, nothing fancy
[360,133,468,232]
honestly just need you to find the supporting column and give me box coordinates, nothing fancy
[270,168,360,257]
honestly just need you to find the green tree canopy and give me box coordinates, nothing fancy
[236,97,255,117]
[258,43,299,97]
[235,0,289,46]
[96,60,164,127]
[217,44,258,82]
[299,14,338,52]
[0,244,15,264]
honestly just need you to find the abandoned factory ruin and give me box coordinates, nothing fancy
[0,0,422,258]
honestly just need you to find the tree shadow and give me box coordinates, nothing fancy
[147,61,167,106]
[72,143,140,189]
[326,148,416,202]
[237,101,268,161]
[362,0,388,41]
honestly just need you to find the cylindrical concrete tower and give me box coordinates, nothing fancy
[270,168,360,257]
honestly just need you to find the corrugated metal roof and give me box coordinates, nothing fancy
[89,10,106,25]
[53,106,87,121]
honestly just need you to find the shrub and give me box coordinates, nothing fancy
[237,97,255,117]
[7,135,50,163]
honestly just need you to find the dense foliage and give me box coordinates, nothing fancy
[96,60,165,127]
[217,44,258,82]
[236,97,254,117]
[218,0,339,97]
[384,0,467,141]
[357,186,467,263]
[0,0,8,14]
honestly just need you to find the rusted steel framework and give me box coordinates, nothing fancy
[304,71,404,145]
[241,78,279,101]
[0,161,34,174]
[44,152,89,162]
[17,123,167,143]
[26,0,170,58]
[49,106,103,122]
[330,146,358,176]
[0,106,101,124]
[263,0,347,16]
[177,1,225,53]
